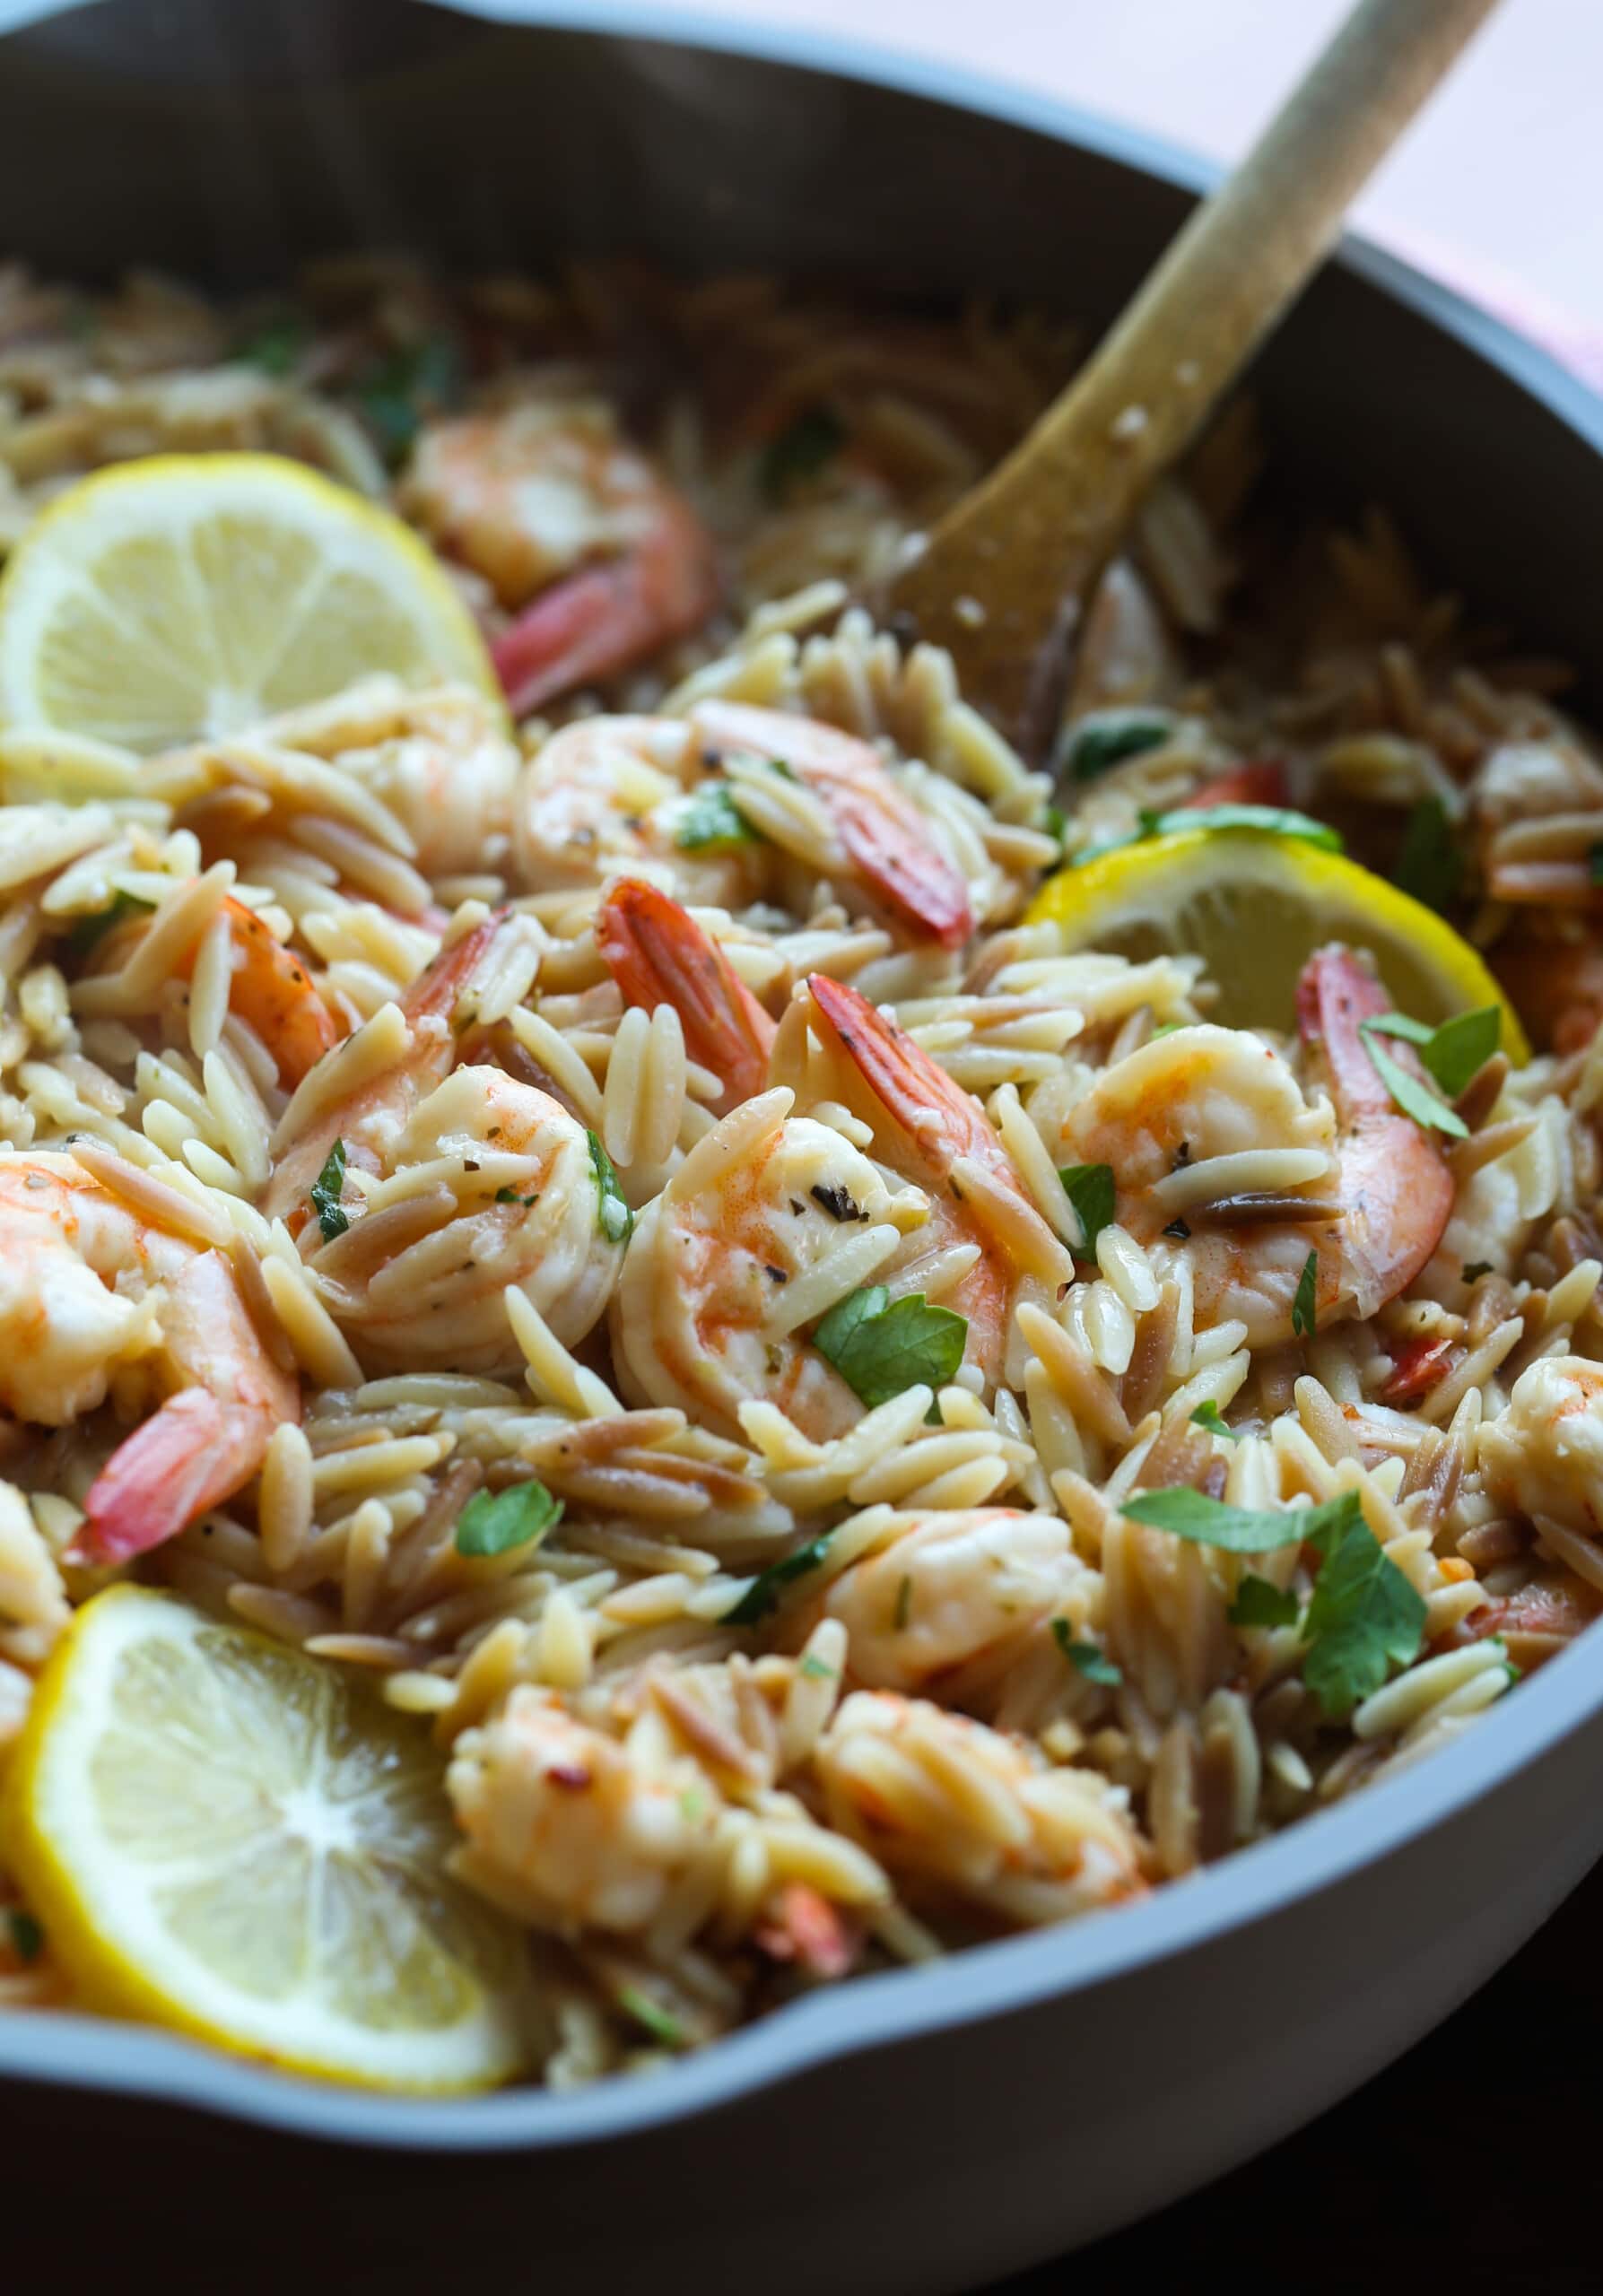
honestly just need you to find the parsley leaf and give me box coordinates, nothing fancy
[355,333,463,464]
[1052,1617,1122,1683]
[812,1284,968,1409]
[1365,1005,1499,1106]
[588,1131,634,1245]
[494,1185,539,1205]
[454,1478,562,1559]
[1300,1495,1427,1718]
[236,312,308,377]
[1042,803,1067,857]
[1229,1574,1300,1628]
[1061,709,1175,783]
[1292,1248,1318,1340]
[63,888,154,957]
[5,1909,43,1963]
[1358,1024,1468,1138]
[1058,1161,1117,1257]
[722,1531,834,1625]
[1396,795,1463,913]
[674,783,761,854]
[309,1139,350,1242]
[618,1984,687,2049]
[1190,1400,1241,1443]
[1119,1485,1356,1554]
[759,404,846,499]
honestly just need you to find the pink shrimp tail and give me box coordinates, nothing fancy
[806,972,1007,1184]
[492,512,719,717]
[597,878,775,1114]
[1295,943,1403,1119]
[78,1390,277,1565]
[691,700,973,950]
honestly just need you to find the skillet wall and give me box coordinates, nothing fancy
[7,0,1603,701]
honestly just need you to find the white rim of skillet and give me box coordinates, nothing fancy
[2,0,1602,2152]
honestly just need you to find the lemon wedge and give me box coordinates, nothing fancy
[1030,828,1529,1061]
[1,1587,530,2091]
[0,452,501,752]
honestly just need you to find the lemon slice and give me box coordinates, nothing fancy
[0,452,501,752]
[1,1587,530,2091]
[1030,829,1529,1061]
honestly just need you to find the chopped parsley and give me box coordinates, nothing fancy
[618,1985,687,2050]
[63,888,154,956]
[1051,1617,1122,1684]
[1071,804,1343,866]
[309,1139,350,1242]
[674,783,760,854]
[811,1284,968,1410]
[797,1652,838,1683]
[5,1909,43,1963]
[1362,1006,1500,1116]
[1359,1027,1467,1137]
[759,404,846,499]
[1299,1494,1427,1718]
[1228,1574,1300,1629]
[1042,804,1068,857]
[494,1186,539,1206]
[235,312,308,377]
[454,1477,562,1559]
[1058,1161,1117,1258]
[1189,1401,1241,1443]
[355,333,463,464]
[1396,795,1463,913]
[722,1532,834,1626]
[1291,1248,1318,1340]
[1060,709,1175,783]
[588,1130,633,1245]
[1119,1485,1355,1554]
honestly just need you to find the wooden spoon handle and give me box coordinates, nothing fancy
[884,0,1503,756]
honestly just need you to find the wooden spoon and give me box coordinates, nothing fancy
[881,0,1503,761]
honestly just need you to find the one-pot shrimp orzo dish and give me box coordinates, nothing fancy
[0,259,1599,2089]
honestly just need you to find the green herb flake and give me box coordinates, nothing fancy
[1118,1484,1360,1555]
[1042,804,1067,857]
[588,1130,634,1245]
[1365,1005,1500,1105]
[811,1284,968,1411]
[1229,1575,1300,1629]
[356,333,464,464]
[1058,1162,1117,1258]
[797,1653,838,1683]
[309,1138,350,1243]
[618,1985,686,2050]
[454,1477,562,1560]
[62,888,155,957]
[722,1532,833,1626]
[1291,1248,1319,1341]
[1189,1401,1241,1443]
[494,1185,539,1206]
[1051,1617,1122,1684]
[236,313,309,377]
[673,782,761,854]
[1299,1493,1427,1718]
[1396,796,1463,913]
[1358,1024,1469,1138]
[1062,709,1175,784]
[6,1910,43,1964]
[759,404,846,499]
[1462,1260,1494,1283]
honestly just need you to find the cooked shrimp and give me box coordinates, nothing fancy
[689,700,973,949]
[801,972,1072,1382]
[0,1150,298,1563]
[1477,1356,1603,1537]
[814,1692,1146,1924]
[597,876,775,1115]
[609,1084,932,1441]
[512,700,974,945]
[306,1063,626,1373]
[802,1508,1093,1694]
[399,404,719,714]
[1487,918,1603,1056]
[1055,945,1452,1344]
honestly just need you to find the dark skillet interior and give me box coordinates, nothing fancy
[7,0,1603,711]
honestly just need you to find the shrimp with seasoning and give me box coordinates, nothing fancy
[1055,944,1453,1344]
[597,875,775,1116]
[399,403,719,715]
[0,1150,298,1562]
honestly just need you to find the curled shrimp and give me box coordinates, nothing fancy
[0,1150,299,1563]
[399,404,719,714]
[799,973,1072,1385]
[512,700,973,945]
[609,1084,932,1441]
[597,876,775,1116]
[814,1692,1146,1925]
[1055,945,1452,1344]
